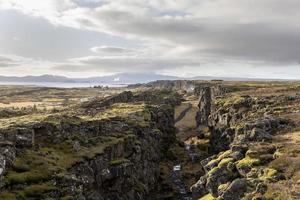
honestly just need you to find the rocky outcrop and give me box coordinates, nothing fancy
[129,80,197,92]
[0,93,178,199]
[191,85,292,200]
[60,106,175,200]
[82,90,182,112]
[82,91,134,109]
[196,87,212,127]
[194,83,226,98]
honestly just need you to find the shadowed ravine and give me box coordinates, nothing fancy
[1,81,300,200]
[171,99,200,200]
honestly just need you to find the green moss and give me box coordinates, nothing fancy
[265,168,278,177]
[207,150,232,167]
[217,95,245,107]
[206,159,219,167]
[109,158,130,166]
[0,184,56,199]
[44,115,82,125]
[245,150,259,158]
[0,192,17,200]
[6,170,52,185]
[199,193,216,200]
[208,166,220,174]
[236,157,260,169]
[218,158,234,168]
[93,103,146,120]
[206,150,233,170]
[217,150,232,160]
[23,183,56,197]
[5,135,134,185]
[261,168,282,182]
[60,196,73,200]
[218,183,229,192]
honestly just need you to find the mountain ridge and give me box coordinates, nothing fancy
[0,73,297,84]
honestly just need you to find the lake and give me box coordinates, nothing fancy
[0,82,127,88]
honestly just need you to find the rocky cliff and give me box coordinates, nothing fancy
[0,90,180,200]
[191,83,295,200]
[1,82,299,200]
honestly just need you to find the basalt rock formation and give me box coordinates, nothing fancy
[191,83,294,200]
[0,82,299,200]
[0,90,181,200]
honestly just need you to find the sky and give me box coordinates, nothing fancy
[0,0,300,79]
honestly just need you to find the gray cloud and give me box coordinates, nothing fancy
[55,55,202,73]
[89,9,300,64]
[0,55,25,67]
[1,0,300,78]
[90,46,135,54]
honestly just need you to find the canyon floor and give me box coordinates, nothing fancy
[0,80,300,200]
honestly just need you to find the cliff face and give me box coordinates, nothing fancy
[1,83,299,200]
[61,105,175,200]
[192,83,293,200]
[0,91,179,200]
[129,80,197,92]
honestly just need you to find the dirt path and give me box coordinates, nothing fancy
[169,99,208,200]
[175,103,192,123]
[175,101,199,141]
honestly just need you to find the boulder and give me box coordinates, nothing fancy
[219,179,247,200]
[249,128,272,142]
[190,175,208,198]
[255,182,268,195]
[206,166,235,197]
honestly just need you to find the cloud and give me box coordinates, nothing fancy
[0,55,55,72]
[0,56,18,67]
[4,0,296,64]
[90,46,135,54]
[1,0,300,78]
[0,55,35,68]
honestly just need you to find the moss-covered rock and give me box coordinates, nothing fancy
[218,158,235,168]
[261,168,284,182]
[218,182,230,196]
[199,193,216,200]
[236,157,260,177]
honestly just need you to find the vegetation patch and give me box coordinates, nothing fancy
[109,158,130,166]
[199,193,216,200]
[236,157,260,169]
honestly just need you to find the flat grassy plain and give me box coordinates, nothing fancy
[0,85,124,110]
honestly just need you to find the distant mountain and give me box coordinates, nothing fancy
[75,73,180,84]
[189,76,284,81]
[0,73,295,85]
[0,73,180,84]
[0,74,73,83]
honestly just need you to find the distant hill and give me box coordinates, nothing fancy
[0,74,73,83]
[0,73,296,85]
[0,73,180,84]
[74,73,180,84]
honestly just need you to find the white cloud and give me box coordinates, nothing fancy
[1,0,300,78]
[90,45,135,54]
[0,54,59,76]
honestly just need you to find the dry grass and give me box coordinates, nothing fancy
[174,102,191,119]
[175,102,198,130]
[265,131,300,199]
[0,85,124,110]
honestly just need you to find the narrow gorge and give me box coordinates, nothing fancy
[1,81,300,200]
